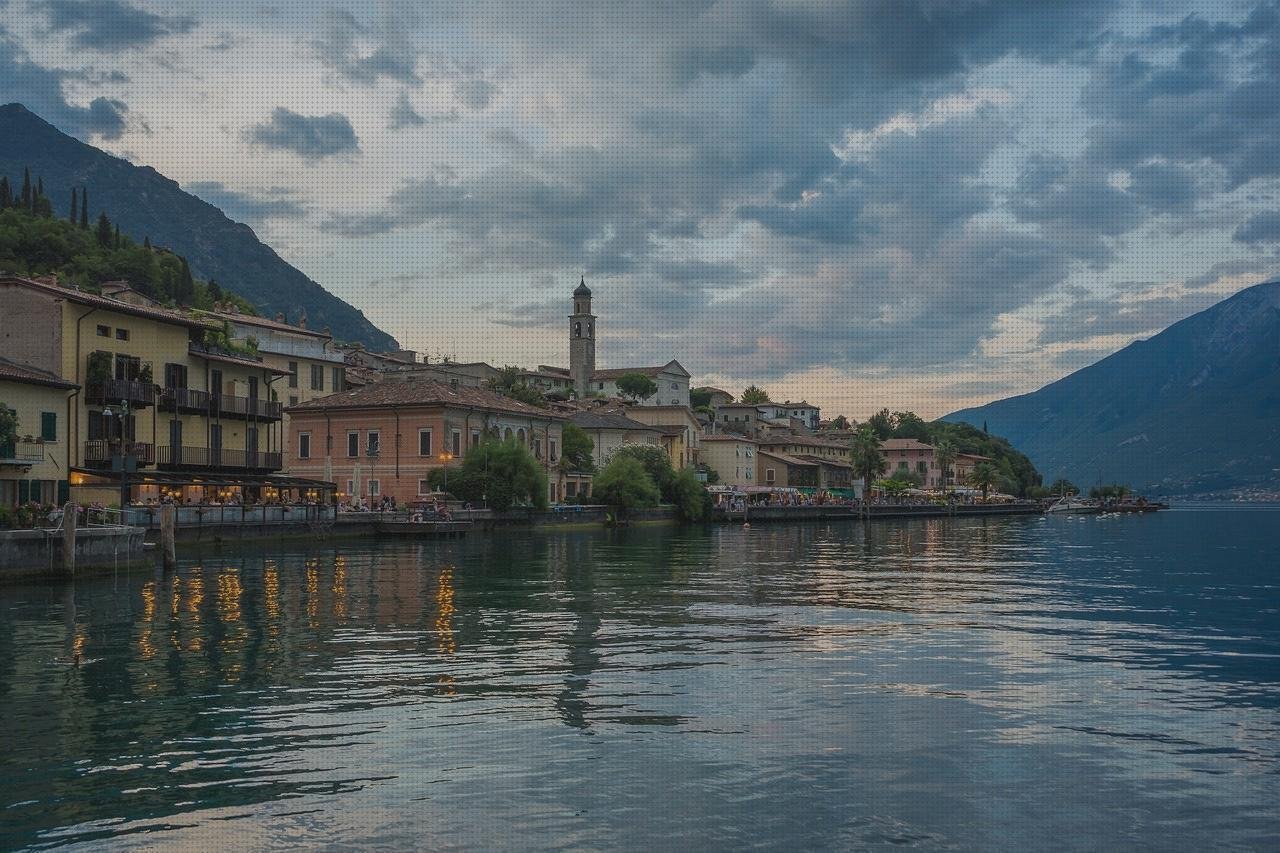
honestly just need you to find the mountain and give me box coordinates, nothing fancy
[0,103,397,350]
[946,281,1280,496]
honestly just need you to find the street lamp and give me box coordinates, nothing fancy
[438,452,453,495]
[102,398,134,515]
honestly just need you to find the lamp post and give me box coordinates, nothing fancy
[102,398,134,516]
[439,452,453,495]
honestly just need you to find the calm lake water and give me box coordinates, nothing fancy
[2,508,1278,850]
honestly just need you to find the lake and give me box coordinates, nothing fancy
[2,508,1278,850]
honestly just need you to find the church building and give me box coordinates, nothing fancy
[539,278,691,407]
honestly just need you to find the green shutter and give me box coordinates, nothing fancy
[18,480,30,503]
[57,479,69,504]
[41,411,57,441]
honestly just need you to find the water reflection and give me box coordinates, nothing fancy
[0,511,1277,849]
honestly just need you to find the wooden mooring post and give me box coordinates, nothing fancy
[160,504,177,570]
[62,501,77,575]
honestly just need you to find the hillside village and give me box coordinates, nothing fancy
[1,263,1031,514]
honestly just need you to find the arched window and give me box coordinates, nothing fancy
[574,322,581,338]
[587,322,593,338]
[504,428,513,441]
[517,428,526,444]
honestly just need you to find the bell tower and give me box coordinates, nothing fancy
[569,276,596,398]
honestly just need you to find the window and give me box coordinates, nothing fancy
[597,382,604,390]
[765,468,775,484]
[533,438,542,459]
[115,328,129,341]
[163,362,187,389]
[332,367,344,392]
[95,324,109,337]
[566,481,577,497]
[451,430,461,456]
[311,364,324,391]
[419,429,433,456]
[517,428,526,444]
[471,430,481,449]
[746,468,752,480]
[40,412,57,441]
[298,432,311,459]
[288,361,298,388]
[671,382,677,389]
[549,438,557,463]
[288,395,298,407]
[419,479,432,495]
[367,431,380,456]
[347,432,359,458]
[368,479,380,496]
[917,461,928,474]
[346,479,355,496]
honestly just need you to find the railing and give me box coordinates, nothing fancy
[86,379,155,407]
[156,445,282,471]
[83,440,155,465]
[210,394,283,421]
[158,386,211,413]
[0,439,46,466]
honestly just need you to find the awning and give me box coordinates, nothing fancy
[72,468,337,489]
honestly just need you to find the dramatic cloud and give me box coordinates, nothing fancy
[246,108,359,159]
[3,0,1278,417]
[34,0,194,51]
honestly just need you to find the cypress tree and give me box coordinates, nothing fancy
[96,212,112,248]
[20,167,32,210]
[80,189,89,229]
[36,177,44,198]
[0,176,10,208]
[113,223,121,249]
[179,258,195,303]
[69,187,78,223]
[208,279,223,303]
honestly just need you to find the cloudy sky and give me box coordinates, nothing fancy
[4,0,1280,417]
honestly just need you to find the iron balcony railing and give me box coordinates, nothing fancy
[157,388,283,421]
[158,386,211,413]
[86,379,155,407]
[156,445,283,471]
[83,440,155,466]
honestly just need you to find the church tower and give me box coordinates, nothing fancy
[569,276,596,398]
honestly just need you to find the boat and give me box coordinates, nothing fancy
[1045,496,1102,514]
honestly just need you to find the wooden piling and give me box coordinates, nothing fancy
[62,501,77,575]
[160,504,177,570]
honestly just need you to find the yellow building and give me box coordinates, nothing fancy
[698,434,757,488]
[620,405,701,469]
[0,276,297,504]
[0,356,78,506]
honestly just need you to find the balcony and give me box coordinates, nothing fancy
[209,394,284,422]
[158,386,211,414]
[157,445,283,472]
[86,379,155,408]
[83,440,155,467]
[0,439,47,468]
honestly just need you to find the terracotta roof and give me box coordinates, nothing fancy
[0,356,77,389]
[0,275,219,330]
[795,454,852,469]
[758,450,818,467]
[651,423,689,436]
[694,386,732,396]
[701,434,757,443]
[591,364,684,380]
[568,411,661,431]
[286,377,564,419]
[759,435,847,450]
[208,311,332,339]
[880,438,934,451]
[188,345,290,374]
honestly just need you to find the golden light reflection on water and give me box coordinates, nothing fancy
[332,556,348,620]
[138,580,157,662]
[264,561,280,632]
[186,569,204,652]
[435,564,456,656]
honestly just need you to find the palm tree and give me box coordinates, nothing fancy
[849,425,887,499]
[967,461,999,501]
[933,439,957,492]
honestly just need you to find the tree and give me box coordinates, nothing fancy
[967,461,999,500]
[79,190,88,229]
[69,187,78,224]
[610,444,676,496]
[740,385,769,404]
[96,212,112,248]
[933,439,957,491]
[867,408,894,439]
[20,167,31,211]
[1048,478,1078,497]
[485,365,549,409]
[689,387,713,409]
[891,411,929,440]
[616,372,658,402]
[668,467,712,522]
[829,414,850,430]
[208,279,223,303]
[0,176,10,208]
[560,422,595,472]
[427,438,547,511]
[849,425,887,498]
[593,454,660,515]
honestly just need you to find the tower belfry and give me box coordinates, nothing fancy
[569,276,596,398]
